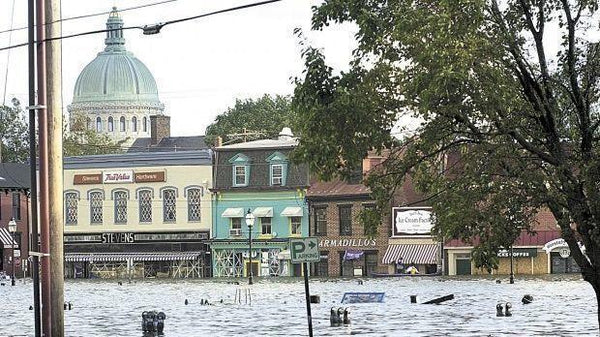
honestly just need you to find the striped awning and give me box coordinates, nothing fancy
[64,251,203,262]
[382,244,439,264]
[221,208,245,218]
[0,228,18,249]
[281,207,302,217]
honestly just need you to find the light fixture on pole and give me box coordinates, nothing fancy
[245,209,255,285]
[8,217,17,287]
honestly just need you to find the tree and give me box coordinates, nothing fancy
[64,112,126,156]
[293,0,600,328]
[205,94,296,146]
[0,99,30,163]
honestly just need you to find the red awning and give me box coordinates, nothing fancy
[382,244,439,265]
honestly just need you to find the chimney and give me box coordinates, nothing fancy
[150,115,170,145]
[216,136,223,147]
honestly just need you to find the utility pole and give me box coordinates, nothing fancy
[46,0,64,335]
[36,0,51,334]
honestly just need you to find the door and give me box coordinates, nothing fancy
[456,258,471,275]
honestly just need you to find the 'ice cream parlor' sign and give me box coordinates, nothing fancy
[392,207,433,236]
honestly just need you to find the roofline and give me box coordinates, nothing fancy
[64,150,212,169]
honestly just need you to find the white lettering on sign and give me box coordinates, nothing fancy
[393,208,433,235]
[319,238,377,248]
[103,171,133,183]
[101,232,135,244]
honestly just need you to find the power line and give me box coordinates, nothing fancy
[0,0,178,36]
[0,0,283,53]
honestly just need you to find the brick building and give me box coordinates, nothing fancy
[306,179,389,277]
[0,163,31,279]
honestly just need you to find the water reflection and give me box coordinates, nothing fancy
[0,275,596,336]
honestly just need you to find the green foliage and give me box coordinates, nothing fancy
[295,0,600,288]
[64,112,126,156]
[205,94,296,146]
[0,99,30,163]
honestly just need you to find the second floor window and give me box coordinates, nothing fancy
[163,189,177,222]
[96,117,102,132]
[114,191,128,223]
[108,117,114,132]
[234,166,247,186]
[90,191,103,224]
[65,192,78,225]
[290,216,302,235]
[271,164,283,186]
[143,117,148,132]
[261,217,272,235]
[313,207,327,236]
[138,190,152,223]
[120,116,126,132]
[231,217,242,230]
[132,116,138,132]
[187,188,202,221]
[12,193,21,220]
[339,205,352,236]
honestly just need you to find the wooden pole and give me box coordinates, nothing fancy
[46,0,64,335]
[36,0,51,334]
[303,262,313,337]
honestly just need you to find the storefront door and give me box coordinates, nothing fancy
[456,258,471,275]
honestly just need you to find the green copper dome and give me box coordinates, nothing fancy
[71,8,161,105]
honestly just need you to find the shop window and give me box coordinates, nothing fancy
[64,192,79,225]
[338,205,352,236]
[313,206,327,236]
[162,189,177,222]
[138,189,152,223]
[313,252,329,277]
[290,216,301,235]
[119,116,126,132]
[108,116,114,132]
[113,190,128,224]
[365,251,378,276]
[187,188,202,221]
[12,192,21,220]
[339,251,354,277]
[89,191,104,224]
[261,217,272,235]
[132,116,138,132]
[551,252,581,273]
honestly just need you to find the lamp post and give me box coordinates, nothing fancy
[8,217,17,286]
[245,209,255,285]
[509,245,514,284]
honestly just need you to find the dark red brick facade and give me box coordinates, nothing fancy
[0,191,30,277]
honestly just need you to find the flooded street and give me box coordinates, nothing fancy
[0,275,597,336]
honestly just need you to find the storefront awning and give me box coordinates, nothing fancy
[382,244,439,265]
[252,207,273,218]
[280,206,302,217]
[0,228,18,249]
[64,251,203,262]
[221,208,245,218]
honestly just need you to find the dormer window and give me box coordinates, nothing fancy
[266,151,288,186]
[229,153,251,187]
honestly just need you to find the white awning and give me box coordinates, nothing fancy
[65,252,203,262]
[280,206,303,217]
[0,228,17,249]
[221,208,244,218]
[252,207,273,218]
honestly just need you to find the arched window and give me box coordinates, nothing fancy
[96,117,102,132]
[89,191,104,224]
[113,190,128,224]
[137,189,152,223]
[162,188,177,222]
[120,116,126,132]
[186,187,202,221]
[143,117,148,132]
[108,117,114,132]
[64,192,79,225]
[132,116,138,132]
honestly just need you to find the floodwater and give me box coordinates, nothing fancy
[0,275,597,337]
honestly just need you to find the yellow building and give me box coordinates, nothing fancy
[63,151,212,279]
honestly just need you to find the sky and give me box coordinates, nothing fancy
[0,0,357,136]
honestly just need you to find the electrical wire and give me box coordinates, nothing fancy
[0,0,178,36]
[0,0,283,53]
[1,0,16,105]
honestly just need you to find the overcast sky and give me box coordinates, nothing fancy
[0,0,357,136]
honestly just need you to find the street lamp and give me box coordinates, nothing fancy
[245,209,255,285]
[509,245,514,284]
[8,217,17,286]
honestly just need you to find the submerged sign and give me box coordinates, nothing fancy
[290,237,320,263]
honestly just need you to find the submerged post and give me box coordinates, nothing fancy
[303,262,313,337]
